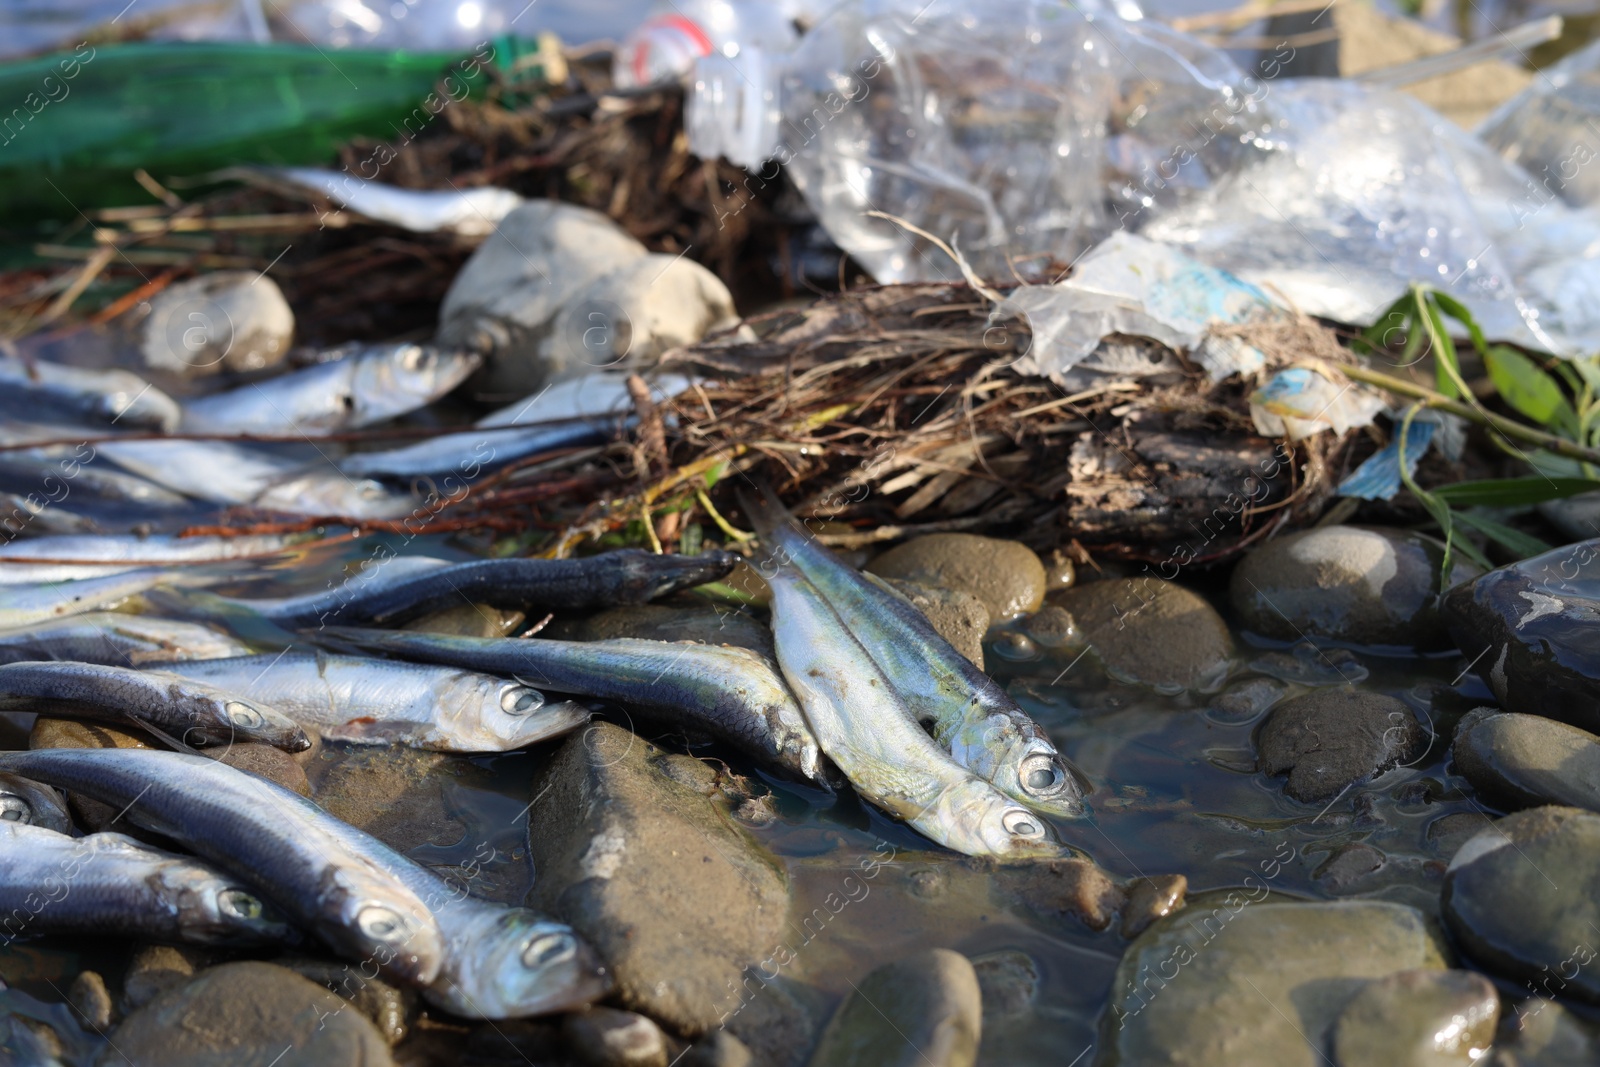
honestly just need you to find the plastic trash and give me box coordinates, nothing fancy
[613,0,814,88]
[1478,38,1600,209]
[252,167,525,236]
[999,233,1277,383]
[1249,368,1387,442]
[685,0,1244,284]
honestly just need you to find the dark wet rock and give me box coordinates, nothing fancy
[1040,547,1077,592]
[1231,525,1473,648]
[1332,968,1499,1067]
[203,742,312,797]
[1425,813,1488,858]
[882,578,990,669]
[111,961,395,1066]
[1454,710,1600,813]
[1103,900,1449,1066]
[30,718,150,830]
[402,602,525,638]
[123,945,212,1012]
[1121,874,1188,938]
[867,534,1046,620]
[807,949,981,1067]
[680,1030,754,1067]
[0,986,101,1065]
[1207,678,1287,726]
[526,723,801,1064]
[545,603,773,656]
[988,630,1038,663]
[996,857,1127,931]
[313,749,484,854]
[68,970,113,1030]
[281,958,413,1046]
[1020,604,1079,649]
[1048,578,1232,692]
[1256,689,1426,802]
[1490,1000,1600,1066]
[1442,806,1600,1003]
[1314,842,1387,893]
[1442,539,1600,734]
[971,950,1039,1021]
[563,1007,670,1067]
[1249,643,1368,686]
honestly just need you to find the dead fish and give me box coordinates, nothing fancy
[0,613,252,667]
[157,651,589,753]
[0,748,445,984]
[0,772,70,834]
[0,352,180,431]
[243,549,737,629]
[0,820,295,946]
[313,628,822,781]
[0,661,309,752]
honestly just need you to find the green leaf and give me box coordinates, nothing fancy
[1418,293,1462,400]
[1573,355,1600,395]
[1433,476,1600,508]
[1397,403,1458,581]
[1451,509,1553,560]
[1484,345,1579,434]
[1429,290,1493,359]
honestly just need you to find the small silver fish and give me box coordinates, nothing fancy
[0,569,173,629]
[0,613,252,666]
[0,772,70,833]
[0,660,309,751]
[158,651,588,753]
[0,532,303,585]
[0,821,294,946]
[181,343,481,435]
[311,814,612,1018]
[316,627,823,781]
[0,748,446,984]
[0,353,180,431]
[764,566,1064,859]
[743,488,1088,817]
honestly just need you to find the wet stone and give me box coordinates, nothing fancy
[1426,813,1488,859]
[1453,710,1600,814]
[807,949,981,1067]
[1207,677,1287,726]
[1490,1000,1600,1066]
[1441,538,1600,734]
[1313,842,1386,893]
[29,717,151,831]
[280,957,413,1046]
[562,1006,670,1067]
[402,602,525,638]
[971,950,1039,1021]
[867,534,1046,620]
[1121,874,1188,938]
[68,970,113,1031]
[1048,577,1232,692]
[680,1029,754,1067]
[525,722,801,1065]
[1230,525,1473,649]
[545,602,773,656]
[995,857,1127,932]
[203,742,312,797]
[1249,643,1368,686]
[988,630,1038,663]
[1040,547,1077,592]
[1332,968,1499,1067]
[123,945,211,1012]
[1020,604,1080,650]
[1104,900,1449,1066]
[1442,806,1600,1003]
[881,577,990,669]
[110,961,395,1066]
[1256,689,1426,803]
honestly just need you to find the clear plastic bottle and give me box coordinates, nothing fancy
[612,0,813,89]
[685,0,1246,283]
[1478,38,1600,209]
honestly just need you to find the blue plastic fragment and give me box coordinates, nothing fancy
[1337,419,1437,501]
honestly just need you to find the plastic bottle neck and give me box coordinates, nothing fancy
[686,46,780,171]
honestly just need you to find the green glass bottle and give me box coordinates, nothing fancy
[0,35,560,224]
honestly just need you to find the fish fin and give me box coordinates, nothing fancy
[325,719,426,745]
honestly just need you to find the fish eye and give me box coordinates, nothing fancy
[218,889,264,920]
[501,687,542,716]
[400,346,433,372]
[1020,755,1065,794]
[226,702,264,729]
[0,795,31,823]
[522,932,576,969]
[1001,808,1045,839]
[357,905,408,943]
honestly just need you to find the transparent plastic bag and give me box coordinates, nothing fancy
[1478,38,1600,209]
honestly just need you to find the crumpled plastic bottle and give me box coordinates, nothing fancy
[612,0,817,89]
[685,0,1254,284]
[1477,38,1600,209]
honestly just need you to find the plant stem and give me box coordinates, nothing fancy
[1335,362,1600,467]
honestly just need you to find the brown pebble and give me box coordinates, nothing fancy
[122,945,211,1012]
[68,970,114,1030]
[999,857,1127,931]
[563,1006,670,1067]
[1120,874,1188,938]
[29,717,149,830]
[203,742,312,796]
